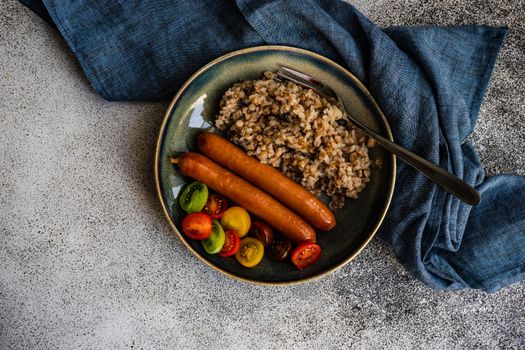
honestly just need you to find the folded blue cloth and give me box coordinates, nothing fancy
[21,0,525,292]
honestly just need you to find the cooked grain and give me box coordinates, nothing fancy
[215,71,376,210]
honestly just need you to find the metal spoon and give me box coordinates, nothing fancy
[277,66,480,205]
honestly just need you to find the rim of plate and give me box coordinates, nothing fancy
[154,45,396,286]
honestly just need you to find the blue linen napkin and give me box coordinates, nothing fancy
[20,0,525,292]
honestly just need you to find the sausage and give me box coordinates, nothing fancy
[171,152,316,244]
[197,132,336,231]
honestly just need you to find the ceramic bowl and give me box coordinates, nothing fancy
[155,45,395,285]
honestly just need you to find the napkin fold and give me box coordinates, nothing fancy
[21,0,525,292]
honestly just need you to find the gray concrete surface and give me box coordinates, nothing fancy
[1,0,524,349]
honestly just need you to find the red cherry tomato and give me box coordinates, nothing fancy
[218,230,241,257]
[181,213,212,240]
[202,193,228,219]
[291,243,322,270]
[250,221,273,246]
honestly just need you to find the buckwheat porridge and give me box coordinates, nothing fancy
[215,71,379,210]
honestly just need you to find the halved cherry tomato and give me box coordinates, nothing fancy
[179,182,208,213]
[181,213,212,240]
[267,234,292,260]
[201,220,226,254]
[202,193,228,219]
[236,237,264,268]
[219,230,240,257]
[221,206,251,237]
[250,221,273,247]
[291,243,322,270]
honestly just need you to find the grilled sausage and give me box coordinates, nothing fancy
[197,132,336,231]
[171,152,316,244]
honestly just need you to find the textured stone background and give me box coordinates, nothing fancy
[1,0,524,349]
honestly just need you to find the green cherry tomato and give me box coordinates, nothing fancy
[202,220,226,254]
[179,181,208,213]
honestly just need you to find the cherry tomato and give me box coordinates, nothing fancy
[235,237,264,268]
[218,230,240,257]
[201,220,226,254]
[221,206,251,237]
[267,235,292,260]
[250,221,273,246]
[202,193,228,219]
[179,182,208,213]
[181,213,212,240]
[291,243,322,270]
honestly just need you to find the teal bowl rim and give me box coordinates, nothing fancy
[154,45,396,286]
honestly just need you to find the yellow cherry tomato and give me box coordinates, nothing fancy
[220,206,251,237]
[236,237,264,268]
